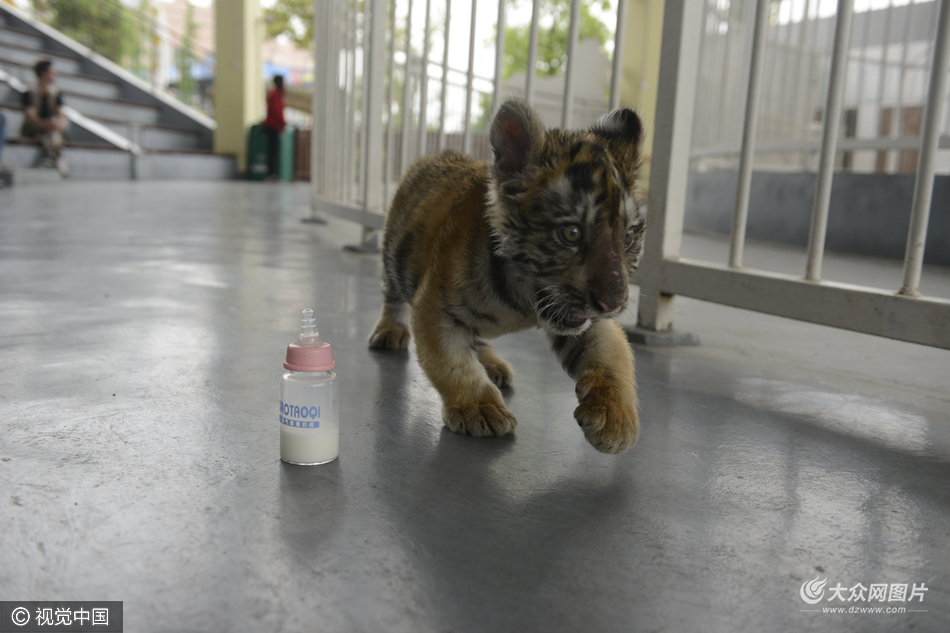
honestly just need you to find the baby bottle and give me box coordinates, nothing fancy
[279,309,339,464]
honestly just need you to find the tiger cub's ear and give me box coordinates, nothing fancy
[489,99,546,182]
[590,108,644,182]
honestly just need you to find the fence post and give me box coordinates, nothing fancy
[636,0,703,333]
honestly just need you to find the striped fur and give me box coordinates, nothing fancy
[369,99,645,453]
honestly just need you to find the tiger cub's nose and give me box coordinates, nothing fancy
[592,294,622,314]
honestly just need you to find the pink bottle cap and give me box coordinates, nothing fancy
[284,309,336,372]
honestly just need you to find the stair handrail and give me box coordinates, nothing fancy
[61,106,143,155]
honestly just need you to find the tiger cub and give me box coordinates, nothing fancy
[368,99,645,454]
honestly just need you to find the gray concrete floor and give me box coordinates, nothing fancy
[1,181,948,633]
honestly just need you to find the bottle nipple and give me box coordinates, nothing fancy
[285,308,336,372]
[298,308,325,346]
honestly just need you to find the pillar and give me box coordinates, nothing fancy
[214,0,265,173]
[620,0,665,194]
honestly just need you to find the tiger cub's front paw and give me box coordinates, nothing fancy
[368,325,411,350]
[574,370,639,454]
[443,402,517,437]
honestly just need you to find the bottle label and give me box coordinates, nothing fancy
[279,401,321,428]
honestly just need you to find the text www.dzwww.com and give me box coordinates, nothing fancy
[820,606,909,614]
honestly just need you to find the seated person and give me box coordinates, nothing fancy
[21,59,69,175]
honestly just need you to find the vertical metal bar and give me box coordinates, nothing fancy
[463,0,478,154]
[332,1,346,200]
[895,0,916,154]
[340,2,351,201]
[759,0,776,150]
[329,2,342,200]
[359,0,372,206]
[875,0,895,173]
[310,0,330,204]
[384,0,398,205]
[792,0,814,167]
[637,0,704,332]
[610,0,629,110]
[717,0,736,152]
[525,0,541,105]
[363,0,386,211]
[693,0,710,151]
[400,0,414,177]
[900,0,950,296]
[418,0,433,156]
[437,0,451,151]
[327,1,343,201]
[801,0,820,171]
[731,0,753,152]
[347,1,359,203]
[492,0,505,116]
[562,0,581,128]
[730,0,771,268]
[855,0,872,120]
[717,0,731,150]
[804,0,854,282]
[777,0,795,146]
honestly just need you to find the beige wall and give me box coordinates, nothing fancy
[214,0,265,172]
[620,0,665,194]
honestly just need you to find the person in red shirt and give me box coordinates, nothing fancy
[262,75,286,181]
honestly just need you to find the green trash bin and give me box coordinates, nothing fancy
[279,125,296,182]
[247,124,296,181]
[247,124,269,181]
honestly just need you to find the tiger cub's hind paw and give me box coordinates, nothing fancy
[475,342,515,388]
[368,325,411,350]
[482,358,514,389]
[444,403,517,437]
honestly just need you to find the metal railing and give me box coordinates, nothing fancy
[309,0,950,350]
[636,0,950,349]
[691,0,950,175]
[309,0,629,249]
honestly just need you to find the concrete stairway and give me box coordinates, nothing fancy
[0,4,236,182]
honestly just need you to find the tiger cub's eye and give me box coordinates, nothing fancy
[559,224,583,245]
[625,226,636,248]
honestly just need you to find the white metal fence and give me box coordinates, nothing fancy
[692,0,950,175]
[310,0,950,350]
[309,0,628,247]
[636,0,950,349]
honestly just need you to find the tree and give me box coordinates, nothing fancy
[265,0,314,49]
[129,0,156,80]
[176,0,198,103]
[500,0,613,81]
[37,0,136,63]
[472,0,614,131]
